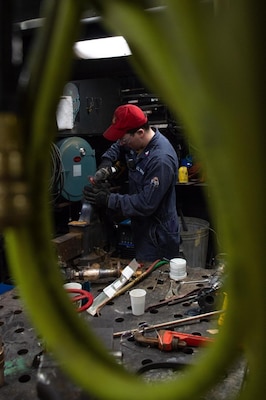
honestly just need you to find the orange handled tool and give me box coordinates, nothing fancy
[134,329,214,351]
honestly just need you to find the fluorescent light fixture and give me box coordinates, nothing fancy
[74,36,132,59]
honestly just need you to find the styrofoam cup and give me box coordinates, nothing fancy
[129,288,146,316]
[169,258,187,281]
[63,282,82,308]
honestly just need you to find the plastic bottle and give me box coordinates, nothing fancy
[178,166,188,183]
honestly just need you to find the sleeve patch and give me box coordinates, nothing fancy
[150,177,160,188]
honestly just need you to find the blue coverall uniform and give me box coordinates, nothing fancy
[101,129,180,262]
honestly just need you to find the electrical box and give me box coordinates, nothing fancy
[69,78,121,135]
[56,137,96,201]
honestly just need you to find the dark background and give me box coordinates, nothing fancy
[0,1,215,282]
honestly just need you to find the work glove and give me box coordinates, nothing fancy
[83,185,110,207]
[93,166,114,183]
[97,157,113,169]
[92,158,113,183]
[89,165,119,185]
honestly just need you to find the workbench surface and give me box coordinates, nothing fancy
[0,262,246,400]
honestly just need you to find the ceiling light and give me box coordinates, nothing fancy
[74,36,132,59]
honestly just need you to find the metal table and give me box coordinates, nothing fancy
[0,262,246,400]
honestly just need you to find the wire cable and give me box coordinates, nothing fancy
[49,143,64,203]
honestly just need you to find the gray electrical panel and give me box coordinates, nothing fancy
[64,78,121,136]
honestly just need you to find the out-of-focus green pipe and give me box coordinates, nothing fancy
[2,0,266,399]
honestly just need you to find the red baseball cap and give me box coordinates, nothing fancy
[103,104,148,141]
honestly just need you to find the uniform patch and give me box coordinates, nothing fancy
[136,166,144,175]
[151,176,159,187]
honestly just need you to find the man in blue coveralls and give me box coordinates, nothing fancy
[83,104,180,262]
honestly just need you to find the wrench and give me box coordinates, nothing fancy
[180,279,210,285]
[165,280,181,299]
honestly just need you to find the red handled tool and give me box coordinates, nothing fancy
[65,288,93,313]
[134,329,214,351]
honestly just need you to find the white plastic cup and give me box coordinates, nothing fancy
[129,288,146,316]
[63,282,82,308]
[169,258,187,281]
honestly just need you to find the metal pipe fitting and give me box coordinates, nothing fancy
[72,264,121,281]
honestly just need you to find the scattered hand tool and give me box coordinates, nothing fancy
[65,288,94,313]
[181,278,210,285]
[113,259,167,298]
[113,309,224,338]
[152,270,166,291]
[134,329,214,351]
[165,279,181,299]
[87,258,139,315]
[145,288,200,312]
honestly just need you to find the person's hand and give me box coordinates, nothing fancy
[83,185,110,207]
[94,167,113,182]
[88,167,114,185]
[88,158,113,185]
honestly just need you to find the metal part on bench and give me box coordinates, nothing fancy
[0,265,246,399]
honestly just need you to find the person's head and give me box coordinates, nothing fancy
[103,104,153,151]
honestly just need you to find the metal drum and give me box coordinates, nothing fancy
[56,137,96,201]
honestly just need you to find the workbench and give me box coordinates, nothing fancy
[0,261,246,400]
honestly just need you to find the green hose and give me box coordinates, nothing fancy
[2,0,265,399]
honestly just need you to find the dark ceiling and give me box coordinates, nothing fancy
[11,1,178,82]
[2,1,156,111]
[12,0,42,23]
[11,0,138,81]
[9,0,214,82]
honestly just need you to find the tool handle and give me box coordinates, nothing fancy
[159,330,214,350]
[65,289,94,313]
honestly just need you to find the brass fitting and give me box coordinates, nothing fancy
[0,113,30,227]
[72,263,121,281]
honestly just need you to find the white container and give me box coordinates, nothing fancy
[63,282,82,308]
[169,258,187,281]
[129,288,146,316]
